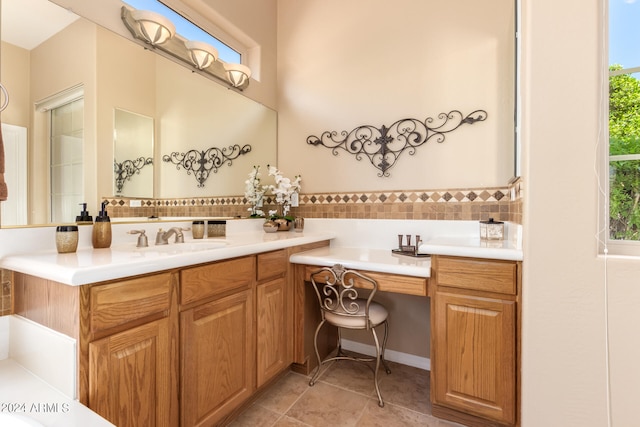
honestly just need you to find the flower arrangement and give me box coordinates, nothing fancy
[266,165,301,220]
[244,165,266,217]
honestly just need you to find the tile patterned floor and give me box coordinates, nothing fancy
[229,359,466,427]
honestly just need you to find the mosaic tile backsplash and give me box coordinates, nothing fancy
[105,183,523,224]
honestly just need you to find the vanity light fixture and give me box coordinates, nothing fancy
[122,6,251,90]
[185,41,219,70]
[223,63,251,88]
[130,9,175,46]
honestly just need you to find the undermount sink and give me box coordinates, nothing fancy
[0,413,45,427]
[113,239,228,254]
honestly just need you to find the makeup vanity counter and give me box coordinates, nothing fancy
[289,230,523,427]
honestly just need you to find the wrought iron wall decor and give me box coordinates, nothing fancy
[114,157,153,194]
[306,110,488,177]
[162,144,252,187]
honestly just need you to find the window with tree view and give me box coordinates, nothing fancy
[609,0,640,241]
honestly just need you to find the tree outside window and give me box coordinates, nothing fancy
[609,65,640,240]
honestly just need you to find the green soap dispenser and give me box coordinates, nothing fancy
[92,201,112,248]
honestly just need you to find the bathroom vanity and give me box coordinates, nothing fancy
[5,223,331,427]
[1,219,522,427]
[289,244,521,427]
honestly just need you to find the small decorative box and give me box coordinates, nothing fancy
[479,218,504,241]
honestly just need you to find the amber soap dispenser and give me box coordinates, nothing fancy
[92,201,112,248]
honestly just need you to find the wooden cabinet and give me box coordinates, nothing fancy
[256,250,289,387]
[88,317,174,427]
[431,255,520,427]
[9,238,329,427]
[180,256,255,427]
[85,272,179,427]
[181,288,254,427]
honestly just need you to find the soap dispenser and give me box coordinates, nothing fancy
[76,203,93,224]
[92,201,112,248]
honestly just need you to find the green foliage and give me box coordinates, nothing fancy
[609,65,640,240]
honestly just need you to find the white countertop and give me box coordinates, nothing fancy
[0,219,522,286]
[0,359,113,427]
[0,230,336,286]
[289,246,431,277]
[419,236,523,261]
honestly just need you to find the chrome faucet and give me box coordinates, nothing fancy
[155,227,187,245]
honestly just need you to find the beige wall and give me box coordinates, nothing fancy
[521,0,640,426]
[276,0,515,192]
[0,42,30,127]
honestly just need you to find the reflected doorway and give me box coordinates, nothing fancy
[50,98,84,223]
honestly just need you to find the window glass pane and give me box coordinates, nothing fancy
[122,0,242,64]
[609,0,640,242]
[609,0,640,68]
[609,159,640,240]
[609,70,640,156]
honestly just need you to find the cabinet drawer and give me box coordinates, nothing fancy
[305,266,428,296]
[180,256,255,306]
[436,256,517,295]
[257,250,288,281]
[90,273,172,334]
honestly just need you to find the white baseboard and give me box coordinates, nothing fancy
[341,339,430,371]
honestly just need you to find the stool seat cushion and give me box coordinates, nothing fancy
[324,299,388,328]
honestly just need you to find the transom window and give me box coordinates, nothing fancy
[608,0,640,246]
[122,0,241,64]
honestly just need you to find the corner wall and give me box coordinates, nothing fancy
[521,0,640,426]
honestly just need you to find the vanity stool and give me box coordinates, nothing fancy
[308,264,391,407]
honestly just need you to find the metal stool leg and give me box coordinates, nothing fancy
[371,327,384,407]
[380,320,391,375]
[309,319,326,386]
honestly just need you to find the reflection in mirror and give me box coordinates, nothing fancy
[0,0,278,227]
[50,96,84,223]
[113,109,154,198]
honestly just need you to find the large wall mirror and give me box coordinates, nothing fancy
[0,0,277,227]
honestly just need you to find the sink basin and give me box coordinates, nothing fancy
[113,239,228,254]
[0,413,45,427]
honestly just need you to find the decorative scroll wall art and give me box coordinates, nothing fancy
[162,144,252,187]
[114,157,153,194]
[306,110,488,177]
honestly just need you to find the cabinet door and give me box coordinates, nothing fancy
[181,289,254,427]
[88,318,175,427]
[257,277,289,387]
[433,291,516,425]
